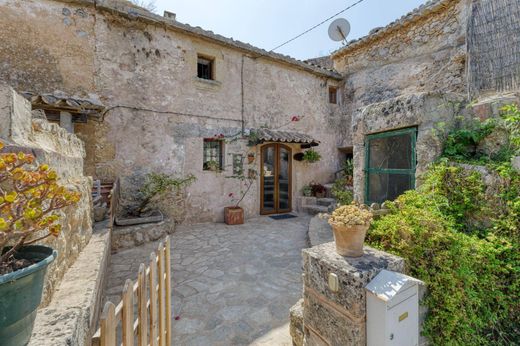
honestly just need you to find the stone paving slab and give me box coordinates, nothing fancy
[104,215,310,345]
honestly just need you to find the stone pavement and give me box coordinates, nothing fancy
[104,215,311,345]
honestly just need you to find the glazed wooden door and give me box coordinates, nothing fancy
[260,144,292,214]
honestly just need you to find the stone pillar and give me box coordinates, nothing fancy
[60,111,74,133]
[299,242,405,346]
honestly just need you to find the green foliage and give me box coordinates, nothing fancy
[331,179,353,205]
[302,149,321,163]
[340,158,354,178]
[500,104,520,154]
[442,117,496,161]
[301,185,312,197]
[366,161,520,345]
[140,172,196,202]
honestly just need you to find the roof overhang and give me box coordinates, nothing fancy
[252,129,320,146]
[22,91,105,121]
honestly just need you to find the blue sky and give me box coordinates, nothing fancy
[153,0,428,60]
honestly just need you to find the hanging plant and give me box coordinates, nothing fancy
[302,149,321,163]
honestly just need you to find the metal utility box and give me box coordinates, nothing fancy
[365,270,424,346]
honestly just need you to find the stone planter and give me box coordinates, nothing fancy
[0,245,57,346]
[330,223,369,257]
[224,206,244,225]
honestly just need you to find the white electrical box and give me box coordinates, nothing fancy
[365,270,424,346]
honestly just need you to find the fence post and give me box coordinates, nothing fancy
[149,252,158,346]
[122,279,134,346]
[100,302,116,346]
[137,263,148,346]
[157,241,166,346]
[165,236,172,346]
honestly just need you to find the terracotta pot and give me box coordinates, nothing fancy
[225,206,244,225]
[330,223,369,257]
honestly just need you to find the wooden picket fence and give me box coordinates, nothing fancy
[92,236,172,346]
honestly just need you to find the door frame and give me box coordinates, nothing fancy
[260,143,292,215]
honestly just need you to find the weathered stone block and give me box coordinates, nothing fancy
[290,299,304,346]
[302,243,405,320]
[303,290,365,346]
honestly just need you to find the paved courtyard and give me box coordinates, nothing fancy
[105,215,311,345]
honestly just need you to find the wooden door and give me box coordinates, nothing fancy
[260,144,292,214]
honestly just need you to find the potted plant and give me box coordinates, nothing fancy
[301,185,312,197]
[327,203,373,257]
[311,183,326,198]
[225,169,255,225]
[204,160,220,172]
[0,142,80,346]
[302,149,321,163]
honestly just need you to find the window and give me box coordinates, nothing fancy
[203,139,223,171]
[365,127,417,204]
[232,154,243,175]
[197,55,214,80]
[329,86,338,104]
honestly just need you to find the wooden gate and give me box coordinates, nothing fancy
[92,237,172,346]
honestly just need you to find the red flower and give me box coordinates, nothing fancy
[228,193,234,197]
[291,116,300,122]
[174,316,181,321]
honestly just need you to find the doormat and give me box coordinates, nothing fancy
[269,214,298,220]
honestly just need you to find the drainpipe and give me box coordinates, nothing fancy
[241,54,245,135]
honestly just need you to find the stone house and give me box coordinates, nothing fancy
[0,0,519,221]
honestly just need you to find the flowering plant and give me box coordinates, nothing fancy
[0,142,80,274]
[327,203,373,227]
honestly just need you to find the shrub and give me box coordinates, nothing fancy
[139,172,196,212]
[367,164,520,345]
[0,142,81,274]
[331,179,353,205]
[310,183,325,196]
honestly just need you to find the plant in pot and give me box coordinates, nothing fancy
[310,183,326,198]
[301,185,312,197]
[0,142,80,346]
[302,149,321,163]
[204,160,220,172]
[225,169,255,225]
[326,203,373,257]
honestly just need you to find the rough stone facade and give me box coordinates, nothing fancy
[0,0,343,223]
[0,83,92,305]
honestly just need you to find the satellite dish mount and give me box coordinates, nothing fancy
[328,18,351,44]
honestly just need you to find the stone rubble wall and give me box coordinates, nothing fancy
[332,0,468,148]
[0,83,92,305]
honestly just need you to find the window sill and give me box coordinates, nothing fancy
[194,77,222,90]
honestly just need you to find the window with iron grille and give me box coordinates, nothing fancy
[197,56,214,80]
[329,86,338,104]
[203,139,223,171]
[364,127,417,204]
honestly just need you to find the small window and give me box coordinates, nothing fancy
[232,154,243,175]
[197,55,214,80]
[329,86,338,104]
[203,139,224,171]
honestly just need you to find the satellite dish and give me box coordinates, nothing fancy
[328,18,350,42]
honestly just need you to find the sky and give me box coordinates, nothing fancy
[151,0,428,60]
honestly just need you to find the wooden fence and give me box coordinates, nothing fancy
[92,236,172,346]
[107,178,120,229]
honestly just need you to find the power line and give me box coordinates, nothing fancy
[269,0,368,52]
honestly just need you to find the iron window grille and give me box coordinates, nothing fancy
[197,56,214,80]
[203,139,224,171]
[364,127,417,204]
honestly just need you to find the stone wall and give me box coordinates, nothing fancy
[351,92,466,203]
[0,0,344,223]
[332,0,468,148]
[0,83,92,305]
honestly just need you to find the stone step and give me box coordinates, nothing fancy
[303,204,329,215]
[317,198,335,206]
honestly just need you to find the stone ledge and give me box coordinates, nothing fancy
[290,299,304,346]
[112,220,174,252]
[29,228,111,346]
[302,242,405,320]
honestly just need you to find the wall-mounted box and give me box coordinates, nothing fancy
[365,270,424,346]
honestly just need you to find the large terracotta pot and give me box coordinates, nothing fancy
[330,223,369,257]
[224,206,244,225]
